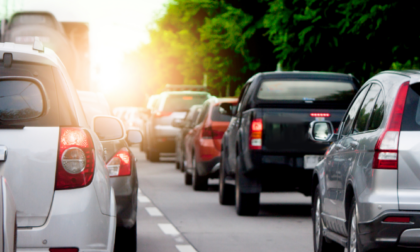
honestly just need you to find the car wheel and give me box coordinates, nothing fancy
[180,153,185,172]
[149,150,160,162]
[184,170,192,185]
[192,153,208,191]
[219,156,234,205]
[347,198,361,252]
[175,160,180,169]
[235,156,259,216]
[313,185,343,252]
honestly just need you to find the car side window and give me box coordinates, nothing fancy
[340,86,369,137]
[367,90,385,131]
[353,84,381,134]
[236,83,250,115]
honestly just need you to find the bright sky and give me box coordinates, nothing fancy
[21,0,168,92]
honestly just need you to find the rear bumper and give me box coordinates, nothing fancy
[17,185,116,252]
[359,210,420,251]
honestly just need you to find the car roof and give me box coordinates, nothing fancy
[0,42,66,70]
[247,71,356,83]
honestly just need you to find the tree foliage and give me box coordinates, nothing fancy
[139,0,420,95]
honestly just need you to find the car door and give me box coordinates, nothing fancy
[227,83,250,172]
[322,85,369,231]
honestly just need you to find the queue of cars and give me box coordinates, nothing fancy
[142,69,420,251]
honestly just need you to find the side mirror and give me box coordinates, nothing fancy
[308,121,335,142]
[93,116,125,141]
[126,129,143,145]
[172,118,186,128]
[219,103,236,116]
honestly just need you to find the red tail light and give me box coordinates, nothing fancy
[107,147,131,177]
[383,216,411,223]
[56,128,95,190]
[310,113,330,117]
[155,111,172,117]
[373,82,409,169]
[202,127,224,139]
[249,119,263,150]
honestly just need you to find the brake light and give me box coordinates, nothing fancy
[373,82,409,169]
[310,113,330,117]
[249,119,263,150]
[56,128,95,190]
[155,111,172,117]
[383,216,411,223]
[107,147,131,177]
[202,127,213,139]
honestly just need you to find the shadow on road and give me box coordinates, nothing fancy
[259,203,311,217]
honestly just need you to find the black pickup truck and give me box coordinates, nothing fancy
[219,71,359,216]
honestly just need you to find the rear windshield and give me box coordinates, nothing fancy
[10,14,56,29]
[162,95,208,112]
[211,105,232,122]
[402,84,420,131]
[257,80,355,103]
[0,62,59,126]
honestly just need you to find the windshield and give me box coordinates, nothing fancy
[257,80,355,103]
[162,94,208,112]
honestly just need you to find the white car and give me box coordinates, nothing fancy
[0,42,117,251]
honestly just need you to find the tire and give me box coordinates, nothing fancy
[347,198,361,252]
[114,224,137,252]
[219,156,234,205]
[149,150,160,162]
[184,170,192,185]
[180,153,185,172]
[313,185,344,252]
[175,161,180,169]
[235,156,259,216]
[192,153,208,191]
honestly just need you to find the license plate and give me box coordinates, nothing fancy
[304,155,324,169]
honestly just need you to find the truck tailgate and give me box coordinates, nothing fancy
[262,108,344,153]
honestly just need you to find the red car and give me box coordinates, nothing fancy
[184,97,238,191]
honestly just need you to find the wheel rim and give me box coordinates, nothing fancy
[350,210,357,252]
[315,197,321,251]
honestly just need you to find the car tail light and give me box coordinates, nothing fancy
[55,128,95,190]
[383,216,411,223]
[212,130,224,139]
[310,113,330,117]
[249,119,263,150]
[155,111,172,117]
[49,249,79,252]
[107,147,131,177]
[202,127,224,139]
[373,82,409,170]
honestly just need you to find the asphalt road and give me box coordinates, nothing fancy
[132,146,313,252]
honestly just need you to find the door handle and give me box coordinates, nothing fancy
[0,146,7,162]
[350,141,359,148]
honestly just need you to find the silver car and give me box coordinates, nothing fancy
[309,70,420,251]
[145,91,210,162]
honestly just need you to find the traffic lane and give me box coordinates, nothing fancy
[133,147,313,252]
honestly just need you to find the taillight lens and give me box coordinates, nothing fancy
[107,147,131,177]
[249,119,263,150]
[202,127,224,139]
[56,128,95,190]
[155,111,172,117]
[383,216,411,223]
[49,249,79,252]
[373,82,409,170]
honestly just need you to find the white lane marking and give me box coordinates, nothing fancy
[145,207,163,216]
[158,223,180,235]
[138,195,151,203]
[176,245,197,252]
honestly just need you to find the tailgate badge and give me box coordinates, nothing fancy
[0,146,7,162]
